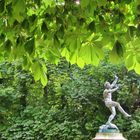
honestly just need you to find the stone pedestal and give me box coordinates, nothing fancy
[93,132,127,140]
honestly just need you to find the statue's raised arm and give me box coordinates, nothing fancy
[110,75,118,89]
[108,86,119,93]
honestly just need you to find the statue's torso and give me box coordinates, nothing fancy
[103,89,112,102]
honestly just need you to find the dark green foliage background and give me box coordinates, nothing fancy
[0,59,140,140]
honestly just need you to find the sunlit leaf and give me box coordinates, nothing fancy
[134,61,140,74]
[125,54,134,71]
[31,62,41,81]
[61,47,70,61]
[136,54,140,64]
[40,67,48,86]
[77,57,85,68]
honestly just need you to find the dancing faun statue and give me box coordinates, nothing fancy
[99,75,131,132]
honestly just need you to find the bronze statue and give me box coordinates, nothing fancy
[99,75,131,132]
[103,75,131,125]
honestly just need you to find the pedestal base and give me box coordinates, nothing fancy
[93,132,127,140]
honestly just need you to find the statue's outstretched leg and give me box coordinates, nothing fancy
[109,101,131,118]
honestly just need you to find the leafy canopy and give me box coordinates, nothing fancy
[0,0,140,85]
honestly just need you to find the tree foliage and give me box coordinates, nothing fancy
[0,0,140,85]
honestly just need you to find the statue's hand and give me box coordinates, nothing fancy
[115,75,118,79]
[115,84,120,89]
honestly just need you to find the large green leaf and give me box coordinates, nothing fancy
[79,42,101,66]
[125,54,134,71]
[31,62,41,81]
[40,69,48,86]
[109,40,124,64]
[136,54,140,64]
[31,61,47,86]
[79,43,92,64]
[76,57,85,68]
[61,47,70,61]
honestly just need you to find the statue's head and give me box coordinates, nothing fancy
[104,81,111,89]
